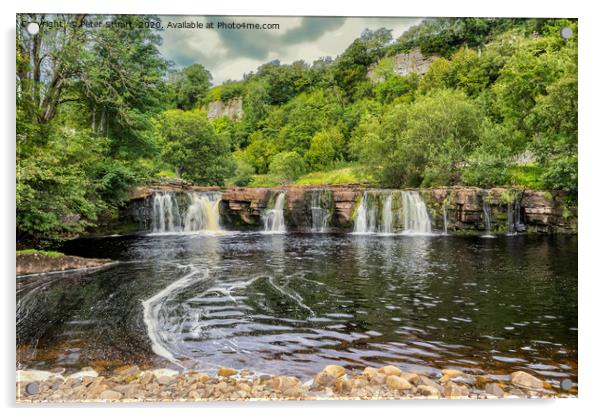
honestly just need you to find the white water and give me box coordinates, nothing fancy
[151,192,223,234]
[141,265,208,366]
[381,193,394,234]
[263,192,286,233]
[442,204,448,235]
[183,193,222,233]
[353,192,377,233]
[152,192,181,233]
[354,190,432,235]
[401,191,432,235]
[482,199,493,237]
[309,190,330,232]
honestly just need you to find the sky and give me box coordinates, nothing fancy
[158,16,423,85]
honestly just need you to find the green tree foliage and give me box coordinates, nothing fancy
[305,128,345,170]
[16,16,579,245]
[170,64,213,110]
[16,14,169,243]
[269,151,307,183]
[351,89,482,187]
[333,28,393,100]
[154,110,235,185]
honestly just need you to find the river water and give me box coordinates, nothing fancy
[17,232,577,388]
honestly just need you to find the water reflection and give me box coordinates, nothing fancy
[17,233,577,386]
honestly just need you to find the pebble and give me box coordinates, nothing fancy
[15,365,573,403]
[99,390,122,400]
[379,365,402,377]
[386,375,413,391]
[217,367,237,378]
[322,365,346,378]
[485,382,505,398]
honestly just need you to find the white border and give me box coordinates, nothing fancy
[2,1,600,415]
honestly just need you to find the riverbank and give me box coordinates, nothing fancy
[16,250,113,276]
[16,364,575,403]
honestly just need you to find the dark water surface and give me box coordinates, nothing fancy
[17,233,577,387]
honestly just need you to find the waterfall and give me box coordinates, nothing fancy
[353,192,378,233]
[152,192,182,233]
[507,197,525,235]
[183,192,223,233]
[482,199,493,236]
[401,191,432,235]
[442,204,448,235]
[263,192,286,233]
[354,190,432,235]
[151,191,223,233]
[309,190,331,232]
[381,193,394,234]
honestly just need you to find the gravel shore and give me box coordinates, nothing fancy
[16,364,576,403]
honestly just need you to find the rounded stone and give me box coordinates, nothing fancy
[25,382,39,395]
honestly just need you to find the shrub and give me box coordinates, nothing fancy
[268,151,306,183]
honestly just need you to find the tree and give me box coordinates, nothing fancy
[154,110,234,185]
[351,89,482,187]
[305,127,345,170]
[171,63,212,110]
[269,151,306,183]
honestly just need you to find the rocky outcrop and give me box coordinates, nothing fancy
[421,187,577,234]
[16,253,112,276]
[368,49,437,80]
[119,185,576,234]
[206,97,243,121]
[220,185,362,229]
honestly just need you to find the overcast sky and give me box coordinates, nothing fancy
[158,16,422,85]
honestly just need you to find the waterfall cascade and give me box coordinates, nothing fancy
[263,192,287,233]
[151,192,223,233]
[507,198,525,234]
[183,192,223,232]
[482,199,493,237]
[401,191,432,234]
[353,190,432,235]
[309,190,332,232]
[152,192,182,233]
[442,204,448,235]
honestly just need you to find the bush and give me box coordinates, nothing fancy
[304,128,345,170]
[542,156,577,195]
[268,151,306,183]
[230,158,255,186]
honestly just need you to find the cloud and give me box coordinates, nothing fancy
[159,16,422,84]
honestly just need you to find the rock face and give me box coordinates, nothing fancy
[206,97,243,121]
[120,185,577,234]
[220,185,362,230]
[367,49,437,80]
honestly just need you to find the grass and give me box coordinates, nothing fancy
[247,174,281,187]
[17,249,64,258]
[295,164,374,185]
[508,164,545,190]
[245,164,374,187]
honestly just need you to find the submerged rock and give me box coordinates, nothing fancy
[510,371,544,390]
[17,370,58,383]
[217,367,237,378]
[485,382,505,398]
